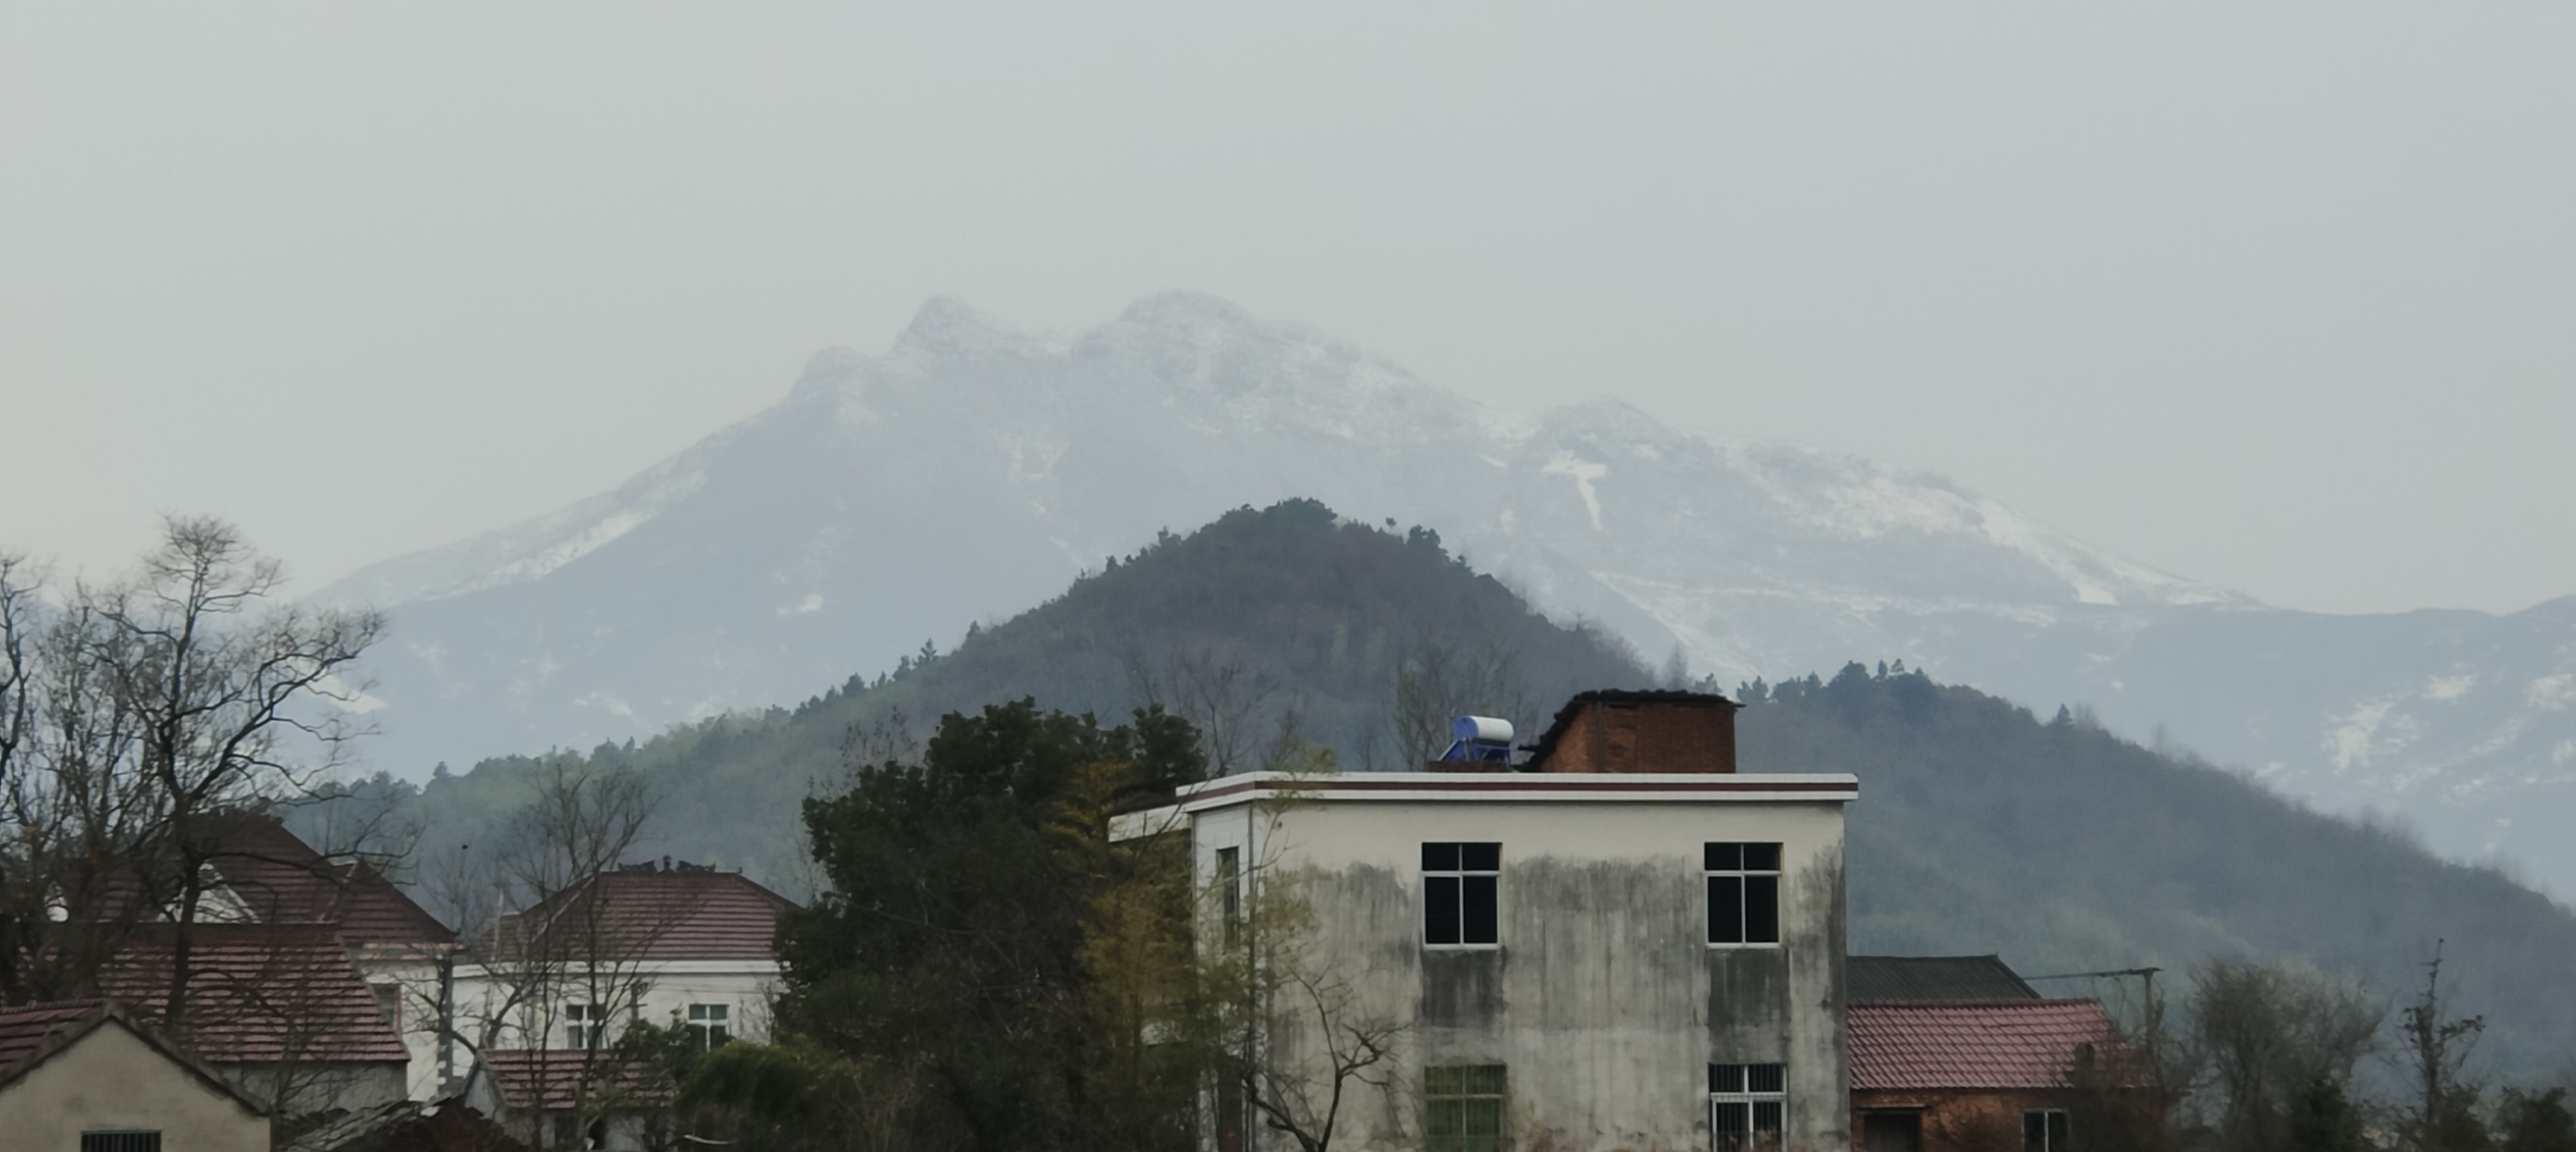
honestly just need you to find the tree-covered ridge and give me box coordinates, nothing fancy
[1742,662,2576,1078]
[385,499,1649,893]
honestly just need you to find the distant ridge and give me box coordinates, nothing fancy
[321,293,2576,896]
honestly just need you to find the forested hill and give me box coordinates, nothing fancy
[372,499,2575,1077]
[1744,664,2576,1077]
[386,499,1651,887]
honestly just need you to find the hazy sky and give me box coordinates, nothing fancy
[4,5,2569,616]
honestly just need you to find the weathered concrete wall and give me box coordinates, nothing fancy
[1204,797,1848,1152]
[0,1022,270,1152]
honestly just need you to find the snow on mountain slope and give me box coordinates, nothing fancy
[319,292,2576,896]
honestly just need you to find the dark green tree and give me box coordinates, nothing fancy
[2496,1089,2576,1152]
[774,700,1205,1152]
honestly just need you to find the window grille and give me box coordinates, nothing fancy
[1426,1064,1507,1152]
[82,1134,162,1152]
[1705,843,1782,946]
[1710,1062,1786,1151]
[2023,1108,2071,1152]
[1422,843,1500,946]
[688,1003,732,1050]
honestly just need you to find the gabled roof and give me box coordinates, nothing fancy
[479,1049,666,1112]
[102,925,412,1064]
[493,861,795,964]
[199,813,456,946]
[1849,955,2041,1003]
[1850,999,2129,1091]
[0,998,269,1114]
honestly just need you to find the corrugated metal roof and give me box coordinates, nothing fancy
[1849,955,2041,1003]
[103,925,412,1065]
[1850,999,2126,1091]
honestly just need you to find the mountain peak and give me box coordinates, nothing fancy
[891,296,1034,358]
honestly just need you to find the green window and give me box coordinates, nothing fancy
[1426,1064,1507,1152]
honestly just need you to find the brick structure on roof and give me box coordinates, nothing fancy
[1522,689,1741,774]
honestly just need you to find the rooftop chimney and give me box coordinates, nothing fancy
[1523,690,1739,774]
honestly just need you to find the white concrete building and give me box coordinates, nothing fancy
[1126,691,1858,1152]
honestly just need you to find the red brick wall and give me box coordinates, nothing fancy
[1538,700,1737,774]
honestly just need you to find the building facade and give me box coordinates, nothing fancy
[1126,690,1858,1152]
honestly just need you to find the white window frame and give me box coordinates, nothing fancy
[1705,842,1783,948]
[1709,1062,1786,1151]
[565,1003,607,1050]
[687,1003,732,1050]
[1422,842,1502,950]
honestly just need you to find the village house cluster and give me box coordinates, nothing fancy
[1,691,2139,1151]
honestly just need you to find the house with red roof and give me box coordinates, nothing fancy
[454,858,795,1149]
[0,999,272,1151]
[1846,957,2151,1152]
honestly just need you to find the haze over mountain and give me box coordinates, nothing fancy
[318,293,2576,896]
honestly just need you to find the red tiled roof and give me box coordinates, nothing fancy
[1850,999,2128,1091]
[102,925,411,1065]
[0,999,108,1077]
[480,1048,666,1111]
[200,813,457,946]
[494,865,793,963]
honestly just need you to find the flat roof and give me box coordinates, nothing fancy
[1153,770,1856,817]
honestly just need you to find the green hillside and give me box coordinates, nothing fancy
[368,498,2575,1077]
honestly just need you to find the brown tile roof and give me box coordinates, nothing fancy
[1850,999,2129,1091]
[493,863,794,964]
[201,813,456,946]
[102,925,412,1065]
[0,999,109,1077]
[479,1048,666,1112]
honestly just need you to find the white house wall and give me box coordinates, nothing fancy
[1201,789,1851,1152]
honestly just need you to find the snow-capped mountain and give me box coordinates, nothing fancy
[320,293,2576,896]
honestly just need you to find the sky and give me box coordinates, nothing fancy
[3,5,2569,617]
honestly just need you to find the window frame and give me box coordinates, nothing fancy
[564,1002,606,1050]
[1708,1062,1788,1151]
[686,1003,732,1050]
[2023,1108,2071,1152]
[1705,842,1784,948]
[1424,1063,1508,1152]
[1422,842,1502,949]
[1216,846,1243,952]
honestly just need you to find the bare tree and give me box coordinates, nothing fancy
[2401,942,2490,1152]
[1386,629,1534,765]
[1129,646,1284,777]
[0,520,382,1013]
[2184,959,2385,1152]
[448,756,688,1150]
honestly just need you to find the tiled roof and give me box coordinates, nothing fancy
[201,813,457,946]
[479,1048,665,1111]
[102,925,412,1065]
[1850,999,2128,1091]
[0,999,108,1077]
[1850,955,2042,1003]
[493,863,794,963]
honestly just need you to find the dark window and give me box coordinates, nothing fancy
[1423,842,1500,946]
[687,1003,731,1050]
[1216,847,1242,951]
[1426,1064,1507,1152]
[1706,842,1782,945]
[83,1135,162,1152]
[2023,1109,2071,1152]
[1711,1062,1787,1151]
